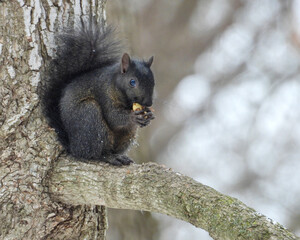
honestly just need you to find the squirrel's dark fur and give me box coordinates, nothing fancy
[41,19,155,165]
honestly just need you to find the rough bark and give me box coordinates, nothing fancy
[0,0,107,239]
[49,158,299,240]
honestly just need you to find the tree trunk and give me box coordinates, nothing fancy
[0,1,107,239]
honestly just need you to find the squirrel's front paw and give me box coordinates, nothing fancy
[131,108,155,127]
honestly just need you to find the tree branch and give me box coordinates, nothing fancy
[49,157,299,240]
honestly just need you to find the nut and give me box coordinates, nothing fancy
[132,103,143,111]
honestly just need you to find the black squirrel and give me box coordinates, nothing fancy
[41,19,155,165]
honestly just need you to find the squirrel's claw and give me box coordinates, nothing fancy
[132,111,154,127]
[102,154,134,166]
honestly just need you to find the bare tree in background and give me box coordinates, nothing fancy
[1,1,300,240]
[107,0,300,239]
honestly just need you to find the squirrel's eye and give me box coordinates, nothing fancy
[130,79,136,87]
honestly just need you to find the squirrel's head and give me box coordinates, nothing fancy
[116,53,155,108]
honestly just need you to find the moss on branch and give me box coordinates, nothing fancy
[49,158,300,240]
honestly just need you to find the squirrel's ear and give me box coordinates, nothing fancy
[121,53,131,73]
[145,56,154,68]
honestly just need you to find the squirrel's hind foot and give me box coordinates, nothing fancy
[102,154,134,166]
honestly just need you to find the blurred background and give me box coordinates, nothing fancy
[106,0,300,239]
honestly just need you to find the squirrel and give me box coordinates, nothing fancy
[41,19,155,166]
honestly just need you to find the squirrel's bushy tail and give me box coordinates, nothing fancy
[40,19,122,149]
